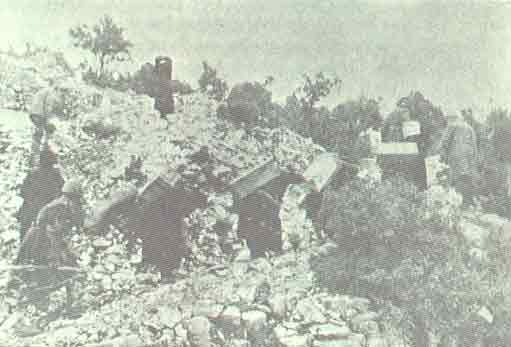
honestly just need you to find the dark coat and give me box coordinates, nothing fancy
[17,166,64,240]
[16,196,82,268]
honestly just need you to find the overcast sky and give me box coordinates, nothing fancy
[1,0,510,114]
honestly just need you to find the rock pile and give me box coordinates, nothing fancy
[6,246,391,347]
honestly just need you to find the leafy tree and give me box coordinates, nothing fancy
[198,61,228,102]
[70,15,133,81]
[295,72,341,111]
[281,94,382,163]
[330,97,382,160]
[221,81,281,129]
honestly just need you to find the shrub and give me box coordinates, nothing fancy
[70,15,133,86]
[329,97,382,160]
[129,62,194,97]
[311,177,504,346]
[295,72,341,111]
[469,108,511,218]
[282,95,382,163]
[383,91,446,154]
[198,62,228,102]
[224,81,274,128]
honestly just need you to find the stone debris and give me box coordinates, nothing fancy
[186,316,212,347]
[309,323,351,340]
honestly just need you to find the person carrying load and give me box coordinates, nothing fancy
[11,179,85,317]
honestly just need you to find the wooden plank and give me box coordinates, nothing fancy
[139,171,181,204]
[303,152,340,192]
[425,155,442,188]
[229,160,282,201]
[402,120,421,138]
[1,265,84,272]
[377,142,419,155]
[85,185,138,230]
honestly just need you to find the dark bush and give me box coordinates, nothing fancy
[383,91,446,154]
[223,81,275,128]
[198,61,228,102]
[129,62,194,97]
[282,95,382,162]
[311,177,503,346]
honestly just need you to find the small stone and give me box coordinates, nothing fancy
[351,311,379,325]
[350,298,371,313]
[234,248,252,263]
[351,333,366,347]
[192,300,224,320]
[248,258,273,274]
[313,337,363,347]
[317,241,339,257]
[219,305,242,338]
[351,315,379,335]
[156,306,182,328]
[341,308,358,321]
[366,334,386,347]
[242,310,267,329]
[229,338,251,347]
[295,298,327,324]
[478,213,506,230]
[274,324,298,340]
[458,220,488,248]
[186,316,211,347]
[175,322,188,342]
[236,284,258,304]
[254,280,271,304]
[277,334,312,347]
[268,293,288,319]
[242,310,268,346]
[477,306,494,324]
[93,335,143,347]
[469,247,488,263]
[248,303,272,315]
[309,323,351,340]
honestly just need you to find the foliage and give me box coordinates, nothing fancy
[383,91,446,154]
[198,62,228,102]
[310,177,503,346]
[295,72,341,111]
[129,62,194,97]
[70,15,133,85]
[224,81,275,128]
[463,108,511,218]
[282,95,382,162]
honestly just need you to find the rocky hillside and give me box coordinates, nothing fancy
[0,51,385,347]
[0,50,507,347]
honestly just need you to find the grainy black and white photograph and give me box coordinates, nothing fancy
[0,1,510,346]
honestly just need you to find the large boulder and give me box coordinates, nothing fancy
[429,116,478,202]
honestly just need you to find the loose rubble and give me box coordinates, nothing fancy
[0,49,507,347]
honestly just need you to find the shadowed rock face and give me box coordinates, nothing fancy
[238,190,282,259]
[133,183,208,277]
[87,180,208,277]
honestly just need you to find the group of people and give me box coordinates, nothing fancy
[10,86,85,317]
[382,92,479,206]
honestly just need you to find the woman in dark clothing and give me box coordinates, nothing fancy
[17,146,64,241]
